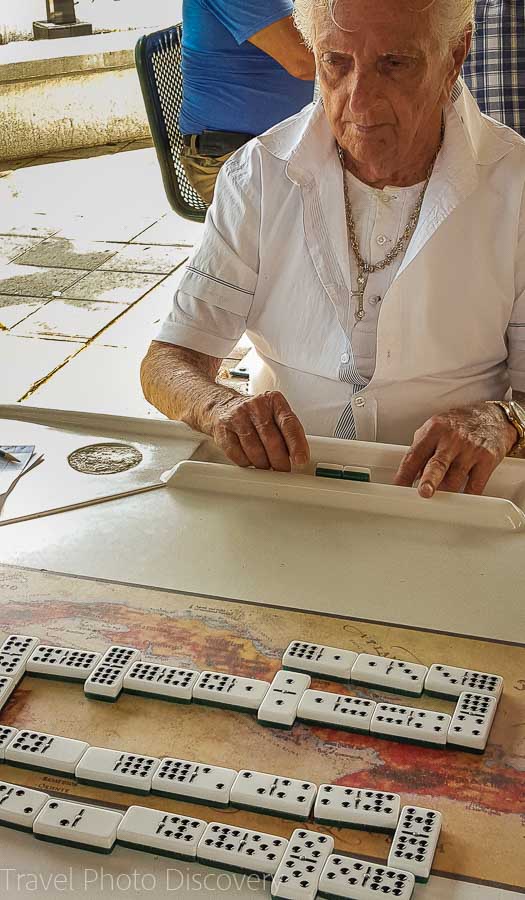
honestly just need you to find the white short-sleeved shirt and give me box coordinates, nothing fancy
[157,82,525,445]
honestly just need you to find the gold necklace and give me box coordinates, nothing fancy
[337,123,445,322]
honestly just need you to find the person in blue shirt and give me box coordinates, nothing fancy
[180,0,315,204]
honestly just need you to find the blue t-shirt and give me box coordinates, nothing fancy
[180,0,314,136]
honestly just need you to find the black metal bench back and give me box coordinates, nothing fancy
[135,24,208,222]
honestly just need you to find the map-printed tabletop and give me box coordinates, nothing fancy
[0,564,523,893]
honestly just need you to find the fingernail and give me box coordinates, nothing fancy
[420,482,434,499]
[294,453,308,466]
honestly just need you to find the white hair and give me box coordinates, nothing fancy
[293,0,475,51]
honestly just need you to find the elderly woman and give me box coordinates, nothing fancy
[141,0,525,498]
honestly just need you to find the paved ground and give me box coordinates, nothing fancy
[0,140,249,420]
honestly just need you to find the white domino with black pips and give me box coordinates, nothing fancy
[152,757,237,808]
[117,805,207,859]
[447,691,498,752]
[84,645,140,702]
[230,770,317,821]
[5,729,89,777]
[197,822,288,876]
[33,798,123,854]
[388,806,442,883]
[371,703,451,747]
[0,780,49,831]
[192,671,270,712]
[0,653,24,682]
[282,642,358,683]
[0,725,17,761]
[75,747,161,794]
[0,676,16,711]
[297,690,375,733]
[319,855,415,899]
[425,664,503,702]
[351,654,427,697]
[314,784,400,832]
[26,644,101,682]
[123,662,199,703]
[0,634,39,685]
[271,828,334,900]
[258,670,311,729]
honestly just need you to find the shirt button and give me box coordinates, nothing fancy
[341,352,350,364]
[354,397,366,408]
[376,234,388,246]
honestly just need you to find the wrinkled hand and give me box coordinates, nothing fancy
[207,391,310,471]
[394,403,517,498]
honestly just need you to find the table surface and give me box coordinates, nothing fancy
[0,565,523,899]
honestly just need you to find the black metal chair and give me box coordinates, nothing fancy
[135,24,208,223]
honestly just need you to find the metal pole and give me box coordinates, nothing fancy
[46,0,77,25]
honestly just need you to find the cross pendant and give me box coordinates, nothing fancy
[351,290,366,321]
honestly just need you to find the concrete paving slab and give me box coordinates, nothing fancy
[26,342,163,419]
[14,238,120,271]
[0,221,60,238]
[100,243,188,275]
[0,295,50,331]
[57,212,161,243]
[0,236,46,265]
[0,333,81,402]
[132,212,205,247]
[95,269,185,349]
[0,264,89,298]
[61,269,165,304]
[10,298,125,342]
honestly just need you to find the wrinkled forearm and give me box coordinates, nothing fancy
[511,389,525,457]
[140,341,239,434]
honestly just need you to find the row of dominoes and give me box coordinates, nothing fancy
[0,722,399,825]
[0,636,500,753]
[0,777,442,892]
[4,632,503,704]
[265,672,498,753]
[283,641,504,701]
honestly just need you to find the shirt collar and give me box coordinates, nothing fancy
[256,77,519,187]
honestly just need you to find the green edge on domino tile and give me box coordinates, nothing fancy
[122,688,192,704]
[313,816,394,834]
[342,472,371,482]
[195,859,272,879]
[315,470,343,479]
[0,820,35,834]
[7,760,75,778]
[351,678,424,698]
[76,776,150,796]
[27,672,90,684]
[193,698,258,715]
[84,692,120,703]
[35,833,115,854]
[282,664,350,684]
[371,732,447,750]
[426,689,460,702]
[151,789,229,809]
[230,800,311,822]
[296,714,369,735]
[117,840,196,861]
[257,721,294,731]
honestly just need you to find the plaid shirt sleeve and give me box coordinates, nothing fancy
[507,185,525,392]
[462,0,525,137]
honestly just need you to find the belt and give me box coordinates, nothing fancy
[183,130,255,157]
